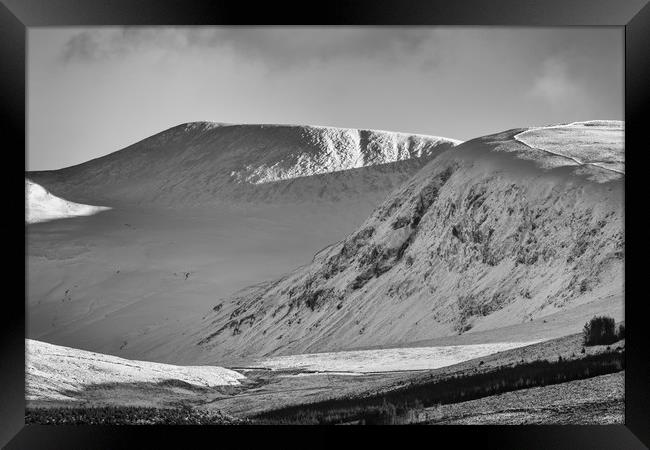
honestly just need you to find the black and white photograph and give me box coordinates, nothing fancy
[23,24,627,426]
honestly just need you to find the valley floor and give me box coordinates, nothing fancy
[26,332,625,425]
[246,333,624,424]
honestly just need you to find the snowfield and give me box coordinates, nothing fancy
[26,339,245,404]
[514,121,624,180]
[26,179,110,224]
[255,341,541,373]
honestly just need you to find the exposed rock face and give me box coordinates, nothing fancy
[190,122,624,361]
[27,122,460,207]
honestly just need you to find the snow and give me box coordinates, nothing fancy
[26,122,459,364]
[26,179,110,224]
[193,122,624,362]
[26,339,245,403]
[26,203,384,363]
[277,371,364,378]
[27,122,460,208]
[26,120,624,367]
[255,342,541,373]
[513,121,624,180]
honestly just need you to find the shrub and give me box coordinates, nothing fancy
[25,406,248,425]
[617,323,625,340]
[583,316,617,346]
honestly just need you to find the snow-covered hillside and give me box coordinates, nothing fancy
[26,122,460,363]
[189,121,624,361]
[27,122,460,207]
[26,180,110,224]
[26,339,244,406]
[514,121,624,180]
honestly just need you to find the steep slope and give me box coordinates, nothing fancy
[26,180,110,224]
[27,122,460,207]
[187,121,624,362]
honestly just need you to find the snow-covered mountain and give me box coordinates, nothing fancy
[26,122,460,363]
[188,121,624,361]
[27,122,460,207]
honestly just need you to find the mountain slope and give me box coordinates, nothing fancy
[27,122,460,207]
[26,339,244,408]
[187,121,624,362]
[26,123,460,363]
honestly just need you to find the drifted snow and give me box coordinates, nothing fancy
[26,339,245,403]
[26,180,110,224]
[256,342,540,373]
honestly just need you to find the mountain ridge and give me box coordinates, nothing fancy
[27,122,461,208]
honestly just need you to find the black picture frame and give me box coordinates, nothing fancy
[2,0,648,448]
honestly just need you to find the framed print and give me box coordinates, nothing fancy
[2,0,649,448]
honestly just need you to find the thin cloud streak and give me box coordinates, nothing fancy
[61,27,439,69]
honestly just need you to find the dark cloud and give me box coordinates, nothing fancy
[60,27,437,67]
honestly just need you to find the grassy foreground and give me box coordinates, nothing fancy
[25,405,248,425]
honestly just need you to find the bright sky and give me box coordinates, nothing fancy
[28,27,623,171]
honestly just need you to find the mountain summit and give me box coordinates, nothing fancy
[27,122,460,207]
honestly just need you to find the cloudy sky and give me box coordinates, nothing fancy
[28,27,623,171]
